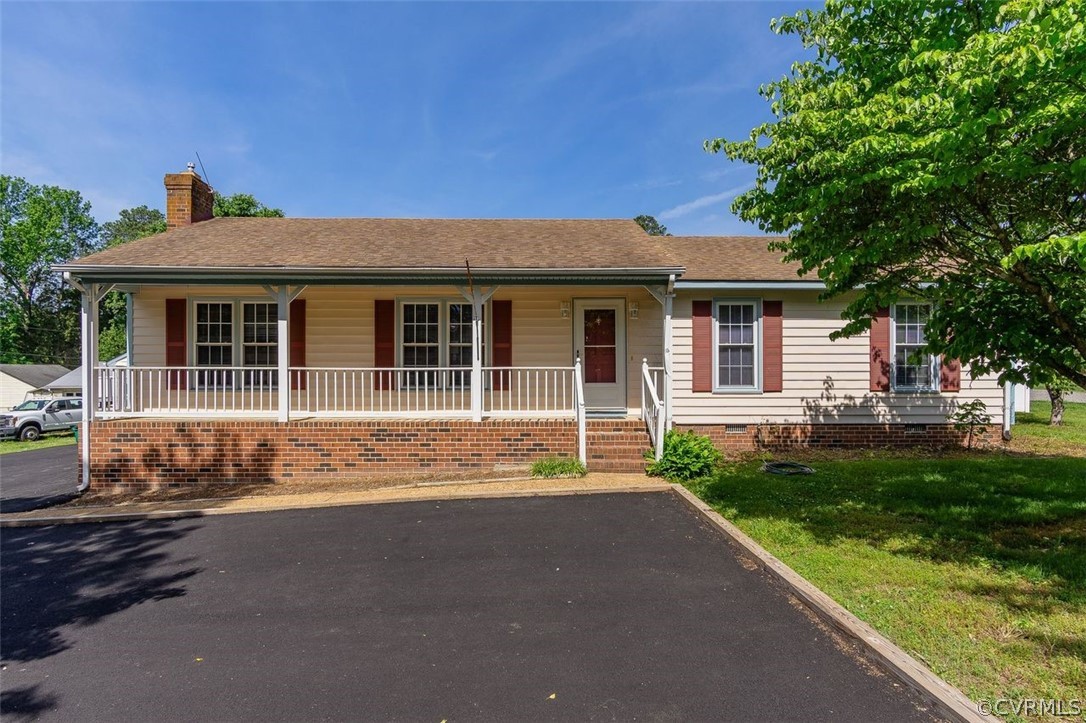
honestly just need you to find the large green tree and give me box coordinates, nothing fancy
[214,192,284,218]
[708,0,1085,388]
[0,176,99,366]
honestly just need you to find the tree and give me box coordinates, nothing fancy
[100,205,166,248]
[97,206,168,359]
[635,214,670,236]
[214,193,284,218]
[0,176,99,366]
[707,0,1086,389]
[1044,375,1076,426]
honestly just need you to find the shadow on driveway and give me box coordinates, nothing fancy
[0,445,79,513]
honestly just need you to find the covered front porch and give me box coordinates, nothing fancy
[73,277,675,487]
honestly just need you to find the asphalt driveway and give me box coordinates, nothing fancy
[1,492,938,721]
[0,445,78,513]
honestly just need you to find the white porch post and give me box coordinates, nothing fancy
[277,286,290,422]
[645,276,676,432]
[458,285,498,422]
[80,282,99,492]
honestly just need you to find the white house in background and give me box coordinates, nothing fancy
[54,166,1006,493]
[0,364,71,410]
[38,354,128,399]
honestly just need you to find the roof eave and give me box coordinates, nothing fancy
[54,264,685,286]
[674,279,826,289]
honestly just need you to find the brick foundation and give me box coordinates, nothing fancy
[679,422,989,452]
[84,417,988,492]
[86,418,593,492]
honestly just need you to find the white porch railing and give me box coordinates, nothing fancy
[96,364,582,420]
[94,362,591,466]
[291,367,473,418]
[641,359,666,460]
[98,366,280,417]
[482,366,577,418]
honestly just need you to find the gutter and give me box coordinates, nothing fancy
[674,280,827,290]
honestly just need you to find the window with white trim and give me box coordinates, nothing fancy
[714,300,760,391]
[193,300,278,387]
[891,302,938,391]
[399,300,485,388]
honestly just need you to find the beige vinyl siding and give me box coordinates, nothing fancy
[671,290,1004,425]
[0,373,36,409]
[131,284,664,413]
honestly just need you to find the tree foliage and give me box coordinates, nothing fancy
[214,193,284,218]
[635,214,671,236]
[100,205,166,248]
[0,176,99,365]
[707,0,1086,388]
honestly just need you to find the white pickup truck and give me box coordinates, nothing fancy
[0,398,84,441]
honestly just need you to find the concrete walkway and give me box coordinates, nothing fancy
[0,474,669,526]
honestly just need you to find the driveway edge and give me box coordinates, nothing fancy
[0,484,671,527]
[670,483,990,723]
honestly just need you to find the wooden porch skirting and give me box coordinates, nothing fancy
[81,419,651,491]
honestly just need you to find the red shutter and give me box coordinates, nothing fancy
[870,307,891,392]
[374,299,396,390]
[762,300,783,393]
[491,299,512,391]
[692,300,713,393]
[165,299,186,389]
[940,356,961,392]
[289,299,306,390]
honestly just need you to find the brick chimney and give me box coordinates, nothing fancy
[164,163,214,229]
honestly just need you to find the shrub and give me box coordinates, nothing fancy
[949,399,991,449]
[531,457,587,478]
[646,430,723,481]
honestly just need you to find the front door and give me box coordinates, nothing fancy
[573,299,626,413]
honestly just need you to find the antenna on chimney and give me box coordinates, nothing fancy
[195,151,213,191]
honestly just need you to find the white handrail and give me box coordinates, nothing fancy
[642,359,666,460]
[573,358,587,467]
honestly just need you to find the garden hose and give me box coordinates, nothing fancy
[761,461,815,475]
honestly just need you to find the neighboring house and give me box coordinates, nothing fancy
[39,354,128,401]
[56,167,1004,491]
[0,365,71,410]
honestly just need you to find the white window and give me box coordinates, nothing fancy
[714,299,761,392]
[891,303,939,391]
[193,300,278,387]
[195,302,233,367]
[399,300,485,388]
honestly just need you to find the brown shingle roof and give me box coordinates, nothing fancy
[63,218,814,283]
[70,218,677,271]
[664,236,811,282]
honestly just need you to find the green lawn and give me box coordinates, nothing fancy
[1011,401,1086,456]
[0,432,77,455]
[686,454,1086,722]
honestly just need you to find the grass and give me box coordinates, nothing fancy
[530,456,587,478]
[1010,401,1086,457]
[0,432,77,455]
[685,453,1086,722]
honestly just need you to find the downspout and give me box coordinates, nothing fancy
[1002,379,1013,441]
[64,272,93,493]
[125,291,134,363]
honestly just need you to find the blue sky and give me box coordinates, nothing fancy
[2,1,810,235]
